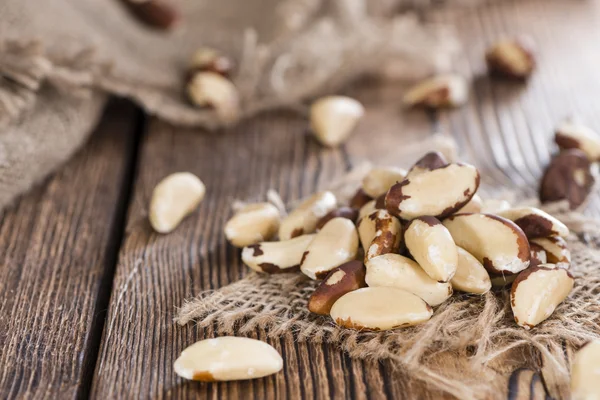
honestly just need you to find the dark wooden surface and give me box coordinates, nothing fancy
[1,1,600,399]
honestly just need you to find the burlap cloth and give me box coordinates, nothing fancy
[175,138,600,399]
[0,0,458,210]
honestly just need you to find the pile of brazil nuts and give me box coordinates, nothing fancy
[226,150,577,331]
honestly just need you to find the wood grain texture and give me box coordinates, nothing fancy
[0,102,137,400]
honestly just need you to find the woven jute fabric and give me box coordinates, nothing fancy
[175,136,600,399]
[0,0,458,211]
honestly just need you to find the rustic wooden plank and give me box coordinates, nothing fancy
[90,90,435,398]
[435,0,600,216]
[0,101,138,399]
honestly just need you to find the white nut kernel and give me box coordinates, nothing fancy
[357,200,377,221]
[529,242,548,268]
[480,199,511,214]
[279,191,337,240]
[366,253,452,306]
[149,172,205,233]
[224,203,280,247]
[443,213,530,275]
[403,74,468,108]
[457,193,483,214]
[571,340,600,400]
[174,337,283,381]
[330,286,433,330]
[385,163,480,220]
[530,236,571,269]
[450,247,491,294]
[362,167,407,198]
[241,234,315,273]
[187,72,240,121]
[310,96,364,147]
[357,209,377,251]
[365,210,402,261]
[555,121,600,162]
[404,216,458,282]
[496,207,569,239]
[510,264,573,329]
[485,38,536,79]
[300,217,359,279]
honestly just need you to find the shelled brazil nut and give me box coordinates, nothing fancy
[225,202,280,247]
[223,151,575,333]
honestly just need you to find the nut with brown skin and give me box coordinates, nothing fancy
[362,167,407,198]
[330,286,433,331]
[539,149,596,210]
[450,247,491,295]
[385,163,480,220]
[403,74,468,108]
[187,72,240,122]
[188,48,234,78]
[149,172,206,233]
[307,260,366,315]
[279,191,337,240]
[310,96,364,147]
[497,207,569,239]
[174,337,283,381]
[300,218,359,280]
[404,216,458,282]
[241,234,315,273]
[571,340,600,399]
[555,121,600,162]
[224,203,280,247]
[510,264,573,329]
[443,213,530,275]
[348,188,373,209]
[529,242,547,268]
[315,207,358,231]
[530,236,571,269]
[366,253,453,306]
[485,37,536,79]
[405,151,449,179]
[123,0,180,30]
[365,210,402,261]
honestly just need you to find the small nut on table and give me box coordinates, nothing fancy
[279,191,337,240]
[510,264,573,329]
[149,172,205,233]
[405,151,449,179]
[241,234,315,274]
[443,213,530,275]
[224,203,280,247]
[187,72,240,122]
[308,260,366,315]
[404,216,458,283]
[362,167,407,198]
[330,286,433,331]
[300,217,359,280]
[539,149,596,210]
[530,236,571,269]
[450,247,491,295]
[403,74,468,109]
[385,162,480,220]
[485,37,536,79]
[497,206,569,239]
[174,337,283,381]
[188,47,233,78]
[310,96,364,147]
[366,253,452,306]
[555,121,600,162]
[571,340,600,400]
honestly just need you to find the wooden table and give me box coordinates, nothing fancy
[1,1,600,398]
